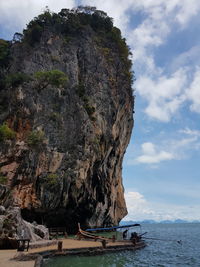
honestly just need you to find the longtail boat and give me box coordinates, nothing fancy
[85,223,141,232]
[76,223,116,241]
[76,223,147,243]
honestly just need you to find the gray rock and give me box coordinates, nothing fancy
[0,206,5,215]
[0,9,134,233]
[0,207,49,241]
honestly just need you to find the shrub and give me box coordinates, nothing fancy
[0,123,16,141]
[23,9,61,45]
[76,83,85,97]
[124,70,135,85]
[5,72,30,87]
[46,173,59,185]
[49,112,61,122]
[0,174,7,185]
[23,22,43,46]
[34,69,68,90]
[27,130,45,146]
[84,103,95,116]
[12,32,23,43]
[0,39,10,67]
[91,12,113,32]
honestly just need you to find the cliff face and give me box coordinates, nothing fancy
[0,8,134,232]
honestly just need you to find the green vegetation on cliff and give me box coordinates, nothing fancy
[20,6,134,85]
[0,123,16,142]
[27,130,45,146]
[23,7,113,45]
[34,70,68,90]
[5,72,30,87]
[0,39,10,68]
[0,174,7,185]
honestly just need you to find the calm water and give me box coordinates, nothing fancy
[43,223,200,267]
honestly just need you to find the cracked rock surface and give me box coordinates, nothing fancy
[0,10,134,233]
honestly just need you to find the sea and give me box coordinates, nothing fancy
[43,223,200,267]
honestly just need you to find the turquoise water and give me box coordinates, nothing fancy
[43,223,200,266]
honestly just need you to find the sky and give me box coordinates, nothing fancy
[0,0,200,222]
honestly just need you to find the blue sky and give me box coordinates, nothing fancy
[0,0,200,221]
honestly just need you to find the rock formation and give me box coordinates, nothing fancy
[0,7,134,233]
[0,205,49,242]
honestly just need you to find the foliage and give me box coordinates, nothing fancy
[91,12,113,32]
[76,82,96,120]
[108,27,131,59]
[12,32,23,43]
[0,39,10,67]
[3,218,12,229]
[101,47,111,57]
[51,55,60,63]
[0,174,7,185]
[23,21,43,46]
[76,83,85,97]
[106,27,133,83]
[46,173,59,185]
[21,6,114,46]
[84,103,95,116]
[124,70,135,85]
[15,6,133,86]
[0,123,16,142]
[27,130,45,146]
[34,69,68,90]
[49,112,61,122]
[5,72,30,87]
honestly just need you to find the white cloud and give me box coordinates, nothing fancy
[0,0,75,38]
[124,190,200,221]
[186,68,200,113]
[1,0,200,125]
[136,69,187,121]
[81,0,132,32]
[81,0,200,122]
[135,66,200,122]
[126,130,200,166]
[175,0,200,26]
[124,191,154,220]
[126,0,200,121]
[135,142,174,164]
[178,128,200,151]
[170,46,200,72]
[180,128,200,137]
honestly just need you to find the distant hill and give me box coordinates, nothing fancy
[120,219,200,225]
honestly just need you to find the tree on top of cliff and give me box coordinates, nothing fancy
[22,6,114,45]
[0,39,11,68]
[19,6,133,84]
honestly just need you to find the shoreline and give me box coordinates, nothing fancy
[0,238,146,267]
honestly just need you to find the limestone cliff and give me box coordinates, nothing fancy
[0,7,134,233]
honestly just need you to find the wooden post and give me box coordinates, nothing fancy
[112,235,116,242]
[77,233,81,240]
[101,239,106,248]
[58,241,63,252]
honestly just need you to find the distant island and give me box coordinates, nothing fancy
[121,219,200,225]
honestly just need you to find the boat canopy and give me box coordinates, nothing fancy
[85,224,141,232]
